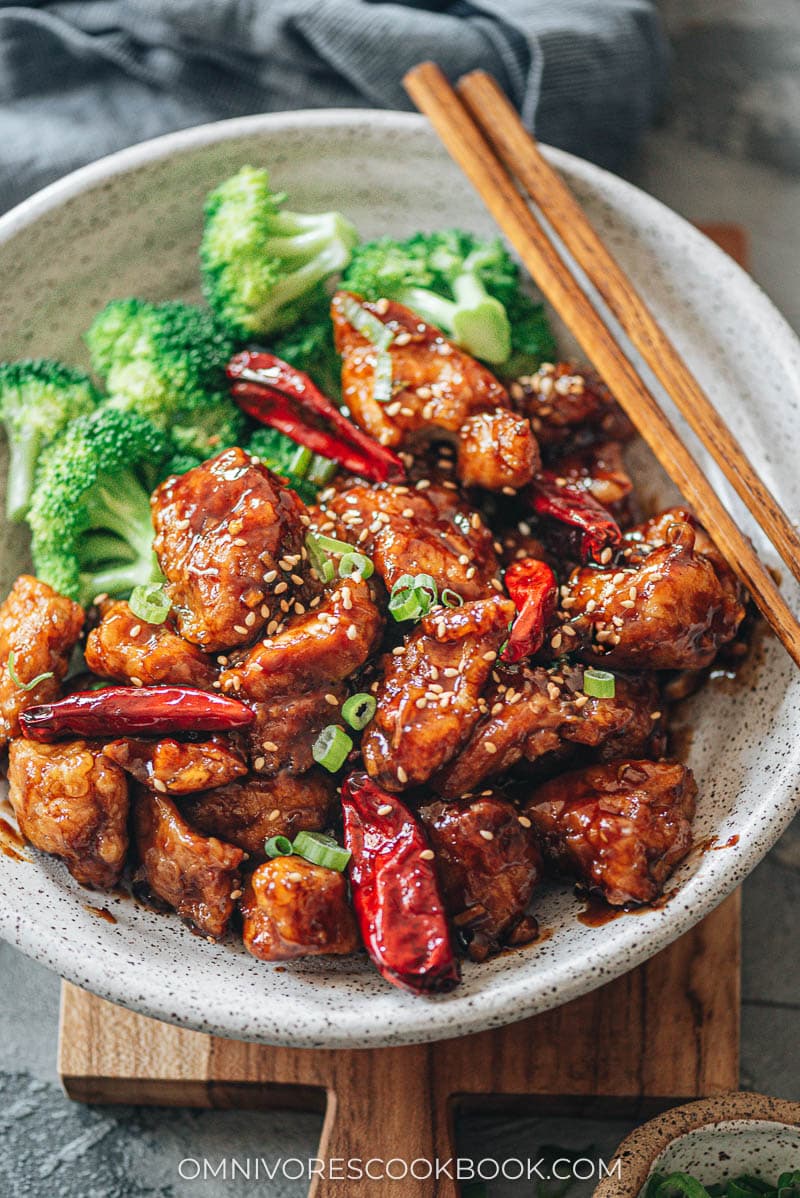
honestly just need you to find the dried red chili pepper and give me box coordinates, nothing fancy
[341,772,461,995]
[19,686,255,743]
[529,470,622,562]
[502,558,558,663]
[227,351,406,484]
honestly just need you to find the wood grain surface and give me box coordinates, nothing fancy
[59,224,747,1198]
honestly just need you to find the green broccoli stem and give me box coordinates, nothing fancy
[393,286,460,337]
[80,470,163,603]
[393,281,511,365]
[6,425,42,523]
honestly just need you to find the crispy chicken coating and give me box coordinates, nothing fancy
[549,441,635,526]
[0,575,84,748]
[8,738,128,888]
[85,599,217,689]
[525,759,696,905]
[332,291,539,488]
[244,685,348,776]
[241,855,359,962]
[318,479,501,599]
[362,594,516,792]
[564,508,745,670]
[219,578,383,702]
[134,788,243,939]
[151,447,316,653]
[512,362,633,453]
[433,663,663,798]
[182,769,334,858]
[420,792,543,961]
[102,736,247,794]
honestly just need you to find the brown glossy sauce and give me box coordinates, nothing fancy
[577,887,677,927]
[84,904,117,925]
[695,833,740,854]
[0,818,26,862]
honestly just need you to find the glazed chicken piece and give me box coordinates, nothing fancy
[512,362,633,453]
[362,594,516,792]
[244,685,348,776]
[152,447,317,653]
[434,663,663,799]
[241,855,359,962]
[524,759,697,905]
[182,768,334,858]
[219,577,383,702]
[8,738,128,888]
[102,736,247,795]
[419,792,543,961]
[0,575,84,748]
[85,599,217,689]
[563,508,745,670]
[134,788,243,939]
[332,291,539,489]
[318,479,501,599]
[548,441,635,526]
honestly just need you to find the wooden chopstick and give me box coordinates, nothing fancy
[403,61,800,669]
[457,68,800,590]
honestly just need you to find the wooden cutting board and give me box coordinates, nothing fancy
[58,224,746,1198]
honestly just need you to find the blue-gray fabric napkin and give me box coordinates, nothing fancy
[0,0,668,214]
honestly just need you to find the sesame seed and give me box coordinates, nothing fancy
[230,890,243,901]
[600,547,613,564]
[263,741,279,752]
[377,804,393,816]
[253,756,266,770]
[397,766,408,784]
[245,611,257,627]
[375,298,389,315]
[479,829,494,841]
[550,633,563,650]
[269,809,281,821]
[274,582,288,594]
[129,676,143,688]
[394,330,411,346]
[484,742,498,755]
[613,572,626,584]
[392,646,405,656]
[518,815,532,828]
[420,848,435,860]
[260,605,270,619]
[470,513,481,529]
[267,620,279,635]
[290,574,304,587]
[562,625,577,638]
[233,537,247,547]
[466,566,477,580]
[415,697,427,709]
[443,667,458,677]
[325,693,339,706]
[585,599,597,613]
[346,624,358,640]
[233,624,248,636]
[264,570,278,583]
[620,599,636,609]
[288,872,304,883]
[650,710,662,720]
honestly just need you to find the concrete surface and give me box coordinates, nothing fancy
[0,2,798,1193]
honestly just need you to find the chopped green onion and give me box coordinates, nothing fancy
[337,295,394,350]
[373,348,394,404]
[388,590,424,621]
[292,830,351,872]
[6,650,54,693]
[413,573,438,608]
[583,668,616,698]
[339,552,374,580]
[314,533,356,555]
[288,444,313,476]
[129,583,171,625]
[312,725,353,772]
[441,588,464,608]
[342,692,377,730]
[388,572,439,622]
[265,835,294,859]
[306,454,338,486]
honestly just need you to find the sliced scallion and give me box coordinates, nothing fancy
[314,533,356,555]
[337,295,394,350]
[341,692,377,730]
[373,349,394,404]
[312,724,353,772]
[129,582,171,625]
[583,668,615,699]
[441,588,464,608]
[339,552,374,580]
[288,444,313,476]
[292,830,351,872]
[306,454,338,485]
[6,650,54,693]
[265,835,294,859]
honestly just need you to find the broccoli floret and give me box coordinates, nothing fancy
[247,426,336,505]
[267,287,341,400]
[0,359,100,522]
[85,298,245,459]
[342,229,555,369]
[28,407,170,605]
[200,165,358,338]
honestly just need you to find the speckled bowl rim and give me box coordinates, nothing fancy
[595,1092,800,1196]
[0,109,799,1047]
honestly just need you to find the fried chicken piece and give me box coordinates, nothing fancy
[319,480,501,599]
[564,508,745,670]
[332,291,539,488]
[8,738,128,888]
[244,685,348,775]
[241,855,359,962]
[85,599,217,689]
[434,663,663,799]
[0,575,84,748]
[549,441,635,525]
[524,759,697,905]
[512,362,633,453]
[419,792,543,961]
[151,447,317,653]
[362,594,515,792]
[182,769,334,858]
[102,736,247,795]
[134,788,243,938]
[219,578,383,702]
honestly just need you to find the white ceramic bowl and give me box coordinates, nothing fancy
[595,1093,800,1196]
[0,111,799,1048]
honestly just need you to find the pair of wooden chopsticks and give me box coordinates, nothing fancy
[402,63,800,670]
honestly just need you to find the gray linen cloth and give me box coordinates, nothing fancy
[0,0,668,214]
